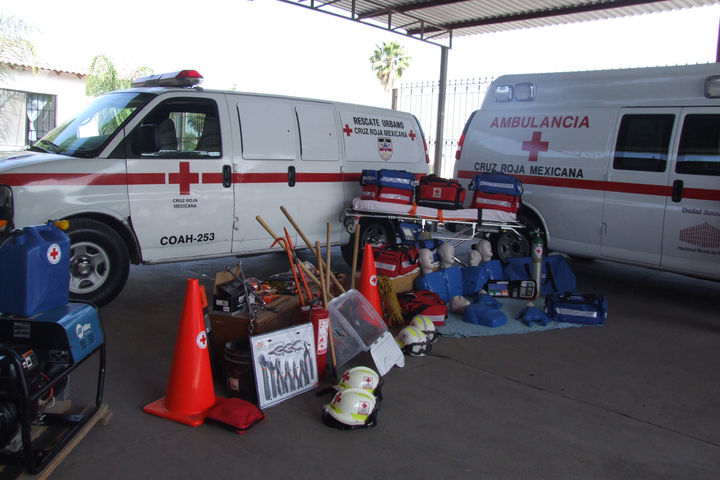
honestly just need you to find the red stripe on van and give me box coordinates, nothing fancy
[0,173,131,186]
[457,170,719,201]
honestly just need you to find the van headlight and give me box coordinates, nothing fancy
[0,185,14,232]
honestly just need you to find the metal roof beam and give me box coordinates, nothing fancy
[405,0,671,36]
[356,0,469,20]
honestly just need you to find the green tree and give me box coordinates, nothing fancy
[0,14,35,82]
[369,41,411,92]
[85,54,153,96]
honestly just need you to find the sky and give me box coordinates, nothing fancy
[2,0,720,108]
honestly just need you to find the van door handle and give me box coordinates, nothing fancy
[671,179,684,202]
[222,165,232,188]
[288,166,296,187]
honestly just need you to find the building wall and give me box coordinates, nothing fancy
[0,65,87,151]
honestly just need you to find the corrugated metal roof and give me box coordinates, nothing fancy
[280,0,718,46]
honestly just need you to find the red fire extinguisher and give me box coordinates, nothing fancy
[307,304,329,380]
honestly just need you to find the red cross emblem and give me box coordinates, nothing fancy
[196,331,207,349]
[47,244,61,264]
[409,130,416,141]
[522,131,549,162]
[343,124,353,136]
[343,371,351,382]
[169,161,199,195]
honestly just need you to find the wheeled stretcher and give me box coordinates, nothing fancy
[342,198,525,249]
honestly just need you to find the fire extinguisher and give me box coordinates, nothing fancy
[531,229,544,299]
[307,304,329,380]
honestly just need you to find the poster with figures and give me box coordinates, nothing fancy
[250,322,318,409]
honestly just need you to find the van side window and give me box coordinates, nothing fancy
[676,114,720,176]
[613,114,674,172]
[128,98,221,159]
[237,102,296,160]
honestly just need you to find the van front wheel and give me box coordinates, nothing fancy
[67,218,130,307]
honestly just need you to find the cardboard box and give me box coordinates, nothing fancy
[208,294,305,375]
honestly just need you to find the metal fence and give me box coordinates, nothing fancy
[393,77,493,177]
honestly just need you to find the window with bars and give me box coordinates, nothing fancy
[25,92,56,144]
[0,89,56,149]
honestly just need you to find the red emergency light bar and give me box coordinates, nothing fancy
[131,70,203,88]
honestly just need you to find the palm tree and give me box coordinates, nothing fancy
[86,54,153,96]
[369,41,411,92]
[0,14,35,81]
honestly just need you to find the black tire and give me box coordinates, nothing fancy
[490,211,542,261]
[67,218,130,307]
[341,219,395,268]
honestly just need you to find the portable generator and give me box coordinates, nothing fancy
[0,302,106,474]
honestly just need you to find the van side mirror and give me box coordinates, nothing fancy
[135,124,160,154]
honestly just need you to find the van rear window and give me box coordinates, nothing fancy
[676,114,720,176]
[613,114,674,173]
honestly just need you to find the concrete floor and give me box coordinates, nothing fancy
[17,249,720,479]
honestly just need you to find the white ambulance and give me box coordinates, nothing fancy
[0,70,430,306]
[454,63,720,281]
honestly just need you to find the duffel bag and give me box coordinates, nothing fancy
[415,174,466,210]
[545,292,607,325]
[361,185,413,204]
[396,290,448,326]
[360,169,415,191]
[470,172,523,196]
[503,255,576,295]
[470,191,520,213]
[373,245,419,277]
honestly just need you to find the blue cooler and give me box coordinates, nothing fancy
[0,224,71,317]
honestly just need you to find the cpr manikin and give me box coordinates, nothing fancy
[418,248,434,275]
[438,243,455,269]
[467,239,493,266]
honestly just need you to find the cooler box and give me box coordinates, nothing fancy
[328,289,404,376]
[0,224,71,317]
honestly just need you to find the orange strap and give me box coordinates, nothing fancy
[409,203,418,217]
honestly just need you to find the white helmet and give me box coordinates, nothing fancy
[322,388,379,429]
[337,366,383,399]
[396,326,431,356]
[410,315,438,344]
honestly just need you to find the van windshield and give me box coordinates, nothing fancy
[31,92,153,158]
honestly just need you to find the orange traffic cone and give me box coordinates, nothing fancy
[144,278,223,426]
[358,244,384,318]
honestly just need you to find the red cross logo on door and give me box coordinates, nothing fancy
[343,124,353,136]
[522,131,549,162]
[169,161,199,195]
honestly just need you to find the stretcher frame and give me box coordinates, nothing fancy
[342,199,526,249]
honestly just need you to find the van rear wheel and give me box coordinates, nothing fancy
[341,219,395,268]
[67,218,130,307]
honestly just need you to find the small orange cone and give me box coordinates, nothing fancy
[144,278,222,426]
[358,244,384,318]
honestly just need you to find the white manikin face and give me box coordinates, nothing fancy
[418,248,434,275]
[438,243,455,269]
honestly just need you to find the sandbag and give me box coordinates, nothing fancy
[503,255,576,295]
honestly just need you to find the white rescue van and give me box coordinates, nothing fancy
[0,70,429,306]
[454,63,720,281]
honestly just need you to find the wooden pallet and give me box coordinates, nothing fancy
[0,403,112,480]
